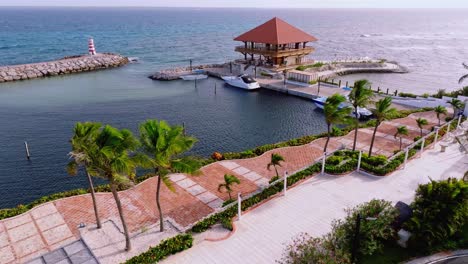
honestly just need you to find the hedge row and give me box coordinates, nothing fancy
[124,234,193,263]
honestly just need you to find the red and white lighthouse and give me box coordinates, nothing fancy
[88,38,96,55]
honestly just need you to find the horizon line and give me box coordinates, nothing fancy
[0,6,467,9]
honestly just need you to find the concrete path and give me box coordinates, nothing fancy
[164,143,467,264]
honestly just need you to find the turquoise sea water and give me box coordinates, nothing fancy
[0,8,467,207]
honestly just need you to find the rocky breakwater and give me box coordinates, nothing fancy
[0,53,129,83]
[149,63,227,81]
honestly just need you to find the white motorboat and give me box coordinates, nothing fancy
[312,96,373,119]
[180,74,208,81]
[221,74,260,90]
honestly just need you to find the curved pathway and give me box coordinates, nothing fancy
[0,111,446,263]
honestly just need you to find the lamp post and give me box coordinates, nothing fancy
[351,214,378,264]
[189,59,193,72]
[283,70,287,88]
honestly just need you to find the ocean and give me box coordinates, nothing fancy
[0,7,467,207]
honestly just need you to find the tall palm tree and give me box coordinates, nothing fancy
[218,174,240,200]
[86,125,140,251]
[434,105,447,126]
[67,122,103,229]
[139,120,200,232]
[416,118,428,137]
[368,97,397,156]
[267,153,285,178]
[348,79,374,151]
[449,98,464,118]
[394,126,409,150]
[459,63,468,84]
[323,94,352,153]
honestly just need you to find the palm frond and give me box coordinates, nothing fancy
[459,74,468,84]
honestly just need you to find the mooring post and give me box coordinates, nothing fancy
[321,153,326,175]
[377,87,380,92]
[254,66,257,78]
[214,83,217,95]
[189,59,192,71]
[318,78,321,95]
[195,77,197,88]
[403,148,409,169]
[457,114,462,128]
[357,151,362,171]
[386,88,389,95]
[346,81,348,87]
[24,141,30,160]
[230,62,232,73]
[237,193,242,221]
[420,138,425,157]
[394,90,398,96]
[338,80,342,87]
[283,171,288,196]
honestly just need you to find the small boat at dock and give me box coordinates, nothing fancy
[221,74,260,90]
[312,96,372,119]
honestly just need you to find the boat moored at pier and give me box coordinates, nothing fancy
[221,74,260,90]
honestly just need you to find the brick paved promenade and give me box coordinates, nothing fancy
[0,111,443,263]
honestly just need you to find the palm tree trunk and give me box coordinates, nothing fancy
[368,123,379,157]
[110,180,131,251]
[352,106,359,151]
[274,165,279,178]
[420,128,423,138]
[324,124,331,153]
[86,170,101,229]
[228,191,232,200]
[400,137,402,150]
[437,114,441,126]
[156,173,164,232]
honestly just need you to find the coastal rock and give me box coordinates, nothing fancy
[0,53,129,83]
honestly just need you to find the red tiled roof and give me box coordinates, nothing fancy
[234,17,317,45]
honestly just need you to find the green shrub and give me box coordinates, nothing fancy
[405,178,468,253]
[221,217,233,231]
[278,233,350,264]
[326,199,399,259]
[398,92,418,98]
[362,154,387,167]
[309,80,318,85]
[125,234,193,263]
[326,155,343,166]
[269,175,280,184]
[331,126,343,136]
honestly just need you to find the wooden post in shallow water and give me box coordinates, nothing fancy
[24,141,30,160]
[386,88,389,95]
[214,83,217,95]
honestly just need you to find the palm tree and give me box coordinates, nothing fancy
[348,79,374,151]
[267,153,285,178]
[416,118,428,137]
[323,94,352,153]
[368,97,397,156]
[86,125,140,251]
[67,122,103,229]
[449,98,464,118]
[434,105,447,126]
[394,126,409,150]
[458,63,468,84]
[139,120,200,232]
[218,174,240,200]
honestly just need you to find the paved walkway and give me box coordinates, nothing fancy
[0,111,448,263]
[164,143,467,264]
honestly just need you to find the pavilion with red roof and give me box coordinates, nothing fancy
[234,17,317,67]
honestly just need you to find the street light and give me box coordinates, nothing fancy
[350,214,378,264]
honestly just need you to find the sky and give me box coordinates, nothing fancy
[0,0,467,8]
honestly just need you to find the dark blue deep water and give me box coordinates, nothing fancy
[0,8,467,207]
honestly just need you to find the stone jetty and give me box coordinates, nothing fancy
[149,63,229,81]
[0,53,129,83]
